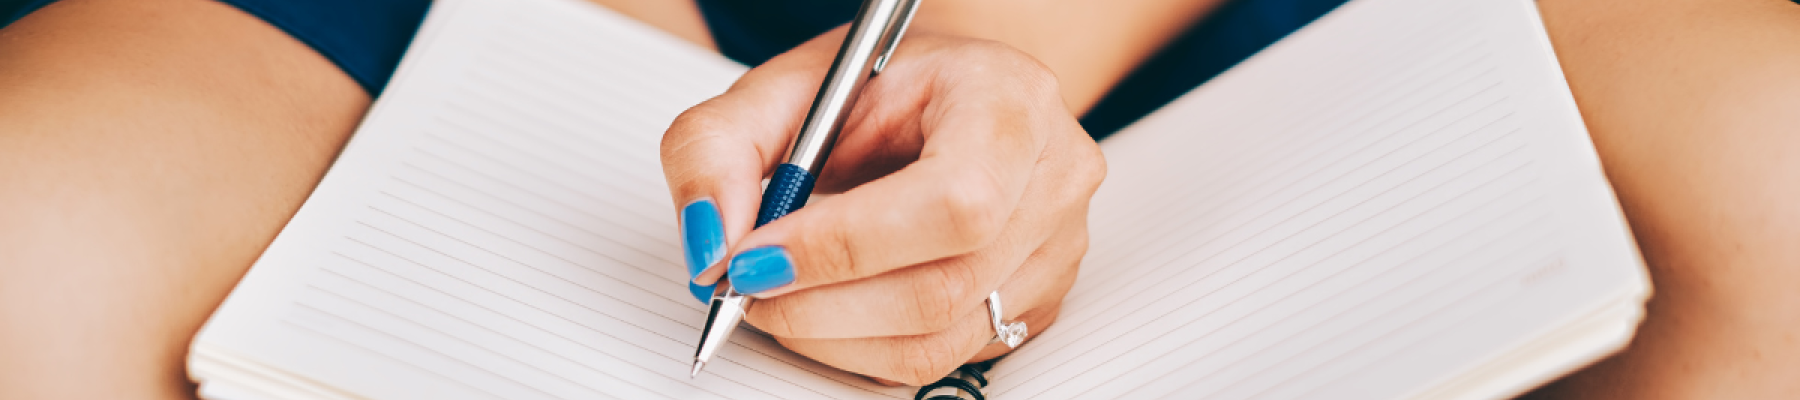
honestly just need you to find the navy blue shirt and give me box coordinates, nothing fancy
[694,0,1350,139]
[3,0,1357,138]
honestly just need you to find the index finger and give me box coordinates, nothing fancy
[661,60,829,299]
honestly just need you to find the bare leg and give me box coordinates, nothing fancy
[1531,0,1800,398]
[0,0,722,397]
[0,0,367,398]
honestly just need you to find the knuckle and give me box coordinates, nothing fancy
[1045,134,1108,202]
[747,297,803,337]
[1073,227,1093,255]
[1009,61,1061,99]
[662,106,716,148]
[953,40,1022,66]
[1074,142,1108,194]
[1066,229,1093,263]
[661,105,723,156]
[907,264,977,333]
[803,217,863,282]
[939,174,1009,249]
[889,335,964,385]
[956,41,1060,95]
[947,39,1025,66]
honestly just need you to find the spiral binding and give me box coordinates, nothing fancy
[913,359,996,400]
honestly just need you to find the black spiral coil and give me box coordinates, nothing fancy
[914,359,996,400]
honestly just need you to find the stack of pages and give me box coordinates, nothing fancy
[188,0,1650,398]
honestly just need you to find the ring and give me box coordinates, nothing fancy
[986,291,1027,348]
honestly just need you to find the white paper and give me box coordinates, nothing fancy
[191,0,907,398]
[192,0,1646,398]
[987,0,1645,398]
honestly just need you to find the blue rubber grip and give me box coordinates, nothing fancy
[755,163,817,228]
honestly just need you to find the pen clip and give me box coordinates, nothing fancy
[871,0,921,75]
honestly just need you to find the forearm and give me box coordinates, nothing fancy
[590,0,1222,114]
[910,0,1228,113]
[586,0,717,50]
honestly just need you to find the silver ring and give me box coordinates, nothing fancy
[986,291,1027,348]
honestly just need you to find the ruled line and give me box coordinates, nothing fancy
[394,161,679,268]
[1081,13,1487,240]
[1225,230,1554,399]
[1104,195,1551,399]
[288,304,561,399]
[300,277,652,400]
[373,191,697,311]
[1077,48,1495,279]
[1004,132,1529,396]
[1084,31,1489,243]
[1063,69,1505,311]
[986,2,1581,397]
[999,90,1514,382]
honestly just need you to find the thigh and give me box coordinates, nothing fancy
[1529,0,1800,398]
[0,0,367,398]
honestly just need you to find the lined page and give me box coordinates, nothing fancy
[989,0,1645,399]
[191,0,907,398]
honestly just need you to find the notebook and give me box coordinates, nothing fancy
[186,0,1650,398]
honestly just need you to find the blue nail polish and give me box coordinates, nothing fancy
[728,246,795,295]
[681,199,726,304]
[690,282,717,305]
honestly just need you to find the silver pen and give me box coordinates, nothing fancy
[690,0,922,378]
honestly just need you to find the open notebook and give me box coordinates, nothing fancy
[187,0,1649,398]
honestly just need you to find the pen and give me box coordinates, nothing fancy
[690,0,921,378]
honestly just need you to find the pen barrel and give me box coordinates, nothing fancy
[755,163,817,228]
[784,0,913,173]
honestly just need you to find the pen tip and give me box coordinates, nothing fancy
[690,360,706,378]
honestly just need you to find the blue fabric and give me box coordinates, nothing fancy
[693,0,861,66]
[1,0,53,29]
[1084,0,1350,138]
[693,0,1351,139]
[3,0,1355,136]
[1,0,429,95]
[214,0,431,94]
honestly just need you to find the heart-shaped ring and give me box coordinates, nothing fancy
[986,291,1027,348]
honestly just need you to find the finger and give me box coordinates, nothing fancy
[723,56,1068,296]
[745,206,1085,338]
[774,287,1057,386]
[969,229,1082,363]
[662,98,788,302]
[661,39,844,299]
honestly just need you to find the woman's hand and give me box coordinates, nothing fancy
[662,28,1105,385]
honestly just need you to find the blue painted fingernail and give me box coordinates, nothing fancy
[728,246,795,295]
[690,282,717,305]
[681,199,726,304]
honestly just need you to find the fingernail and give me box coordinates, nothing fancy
[689,282,717,305]
[727,246,795,296]
[681,199,726,304]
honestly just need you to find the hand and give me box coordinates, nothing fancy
[662,28,1106,385]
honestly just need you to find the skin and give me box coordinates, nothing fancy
[671,30,1105,385]
[0,0,369,398]
[902,0,1231,112]
[670,0,1221,385]
[1525,0,1800,398]
[0,0,1794,398]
